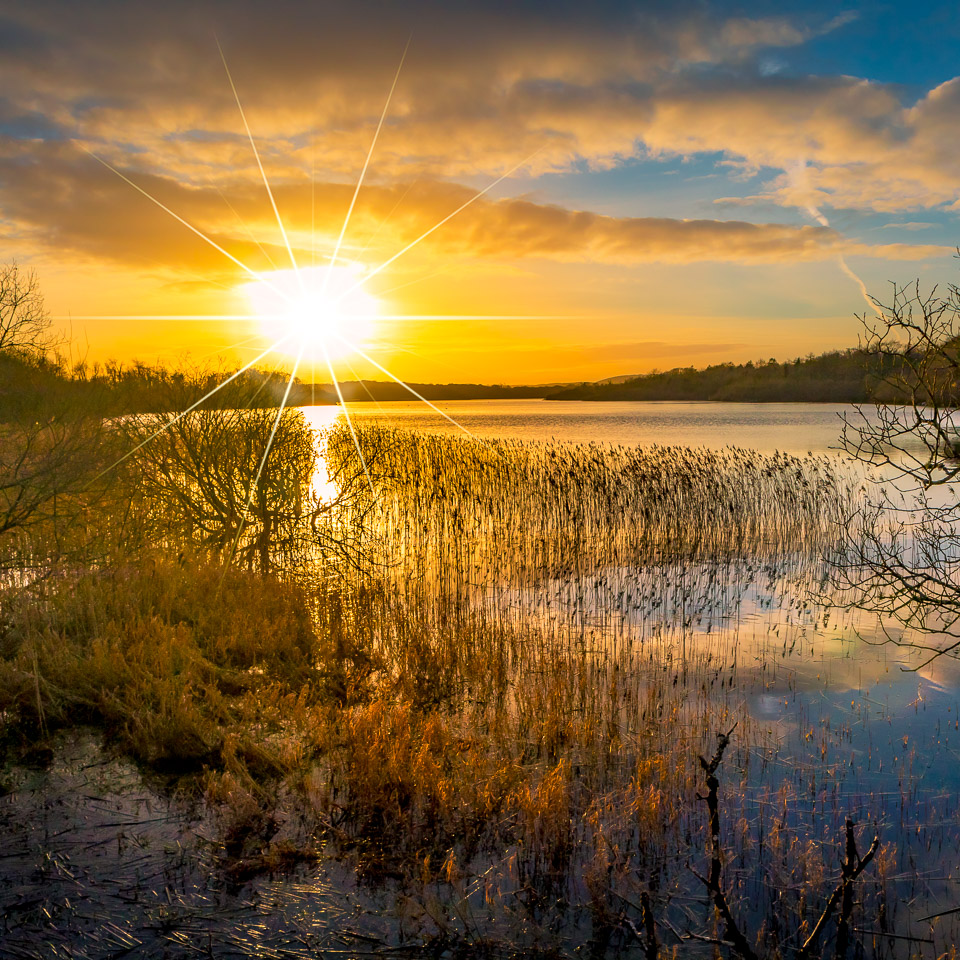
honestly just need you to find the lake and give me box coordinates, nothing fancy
[301,399,864,454]
[6,398,960,956]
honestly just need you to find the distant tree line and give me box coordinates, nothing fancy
[0,350,317,420]
[3,343,947,418]
[0,351,557,423]
[546,349,912,402]
[300,379,551,402]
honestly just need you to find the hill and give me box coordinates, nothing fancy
[546,350,899,402]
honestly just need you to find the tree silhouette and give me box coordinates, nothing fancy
[0,262,54,356]
[837,277,960,664]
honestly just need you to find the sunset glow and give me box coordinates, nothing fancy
[3,2,960,381]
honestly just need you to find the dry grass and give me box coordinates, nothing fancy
[0,562,321,768]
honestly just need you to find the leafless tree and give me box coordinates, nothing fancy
[0,270,113,572]
[0,415,113,571]
[118,379,392,576]
[0,262,54,356]
[837,278,960,664]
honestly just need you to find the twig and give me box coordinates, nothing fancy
[916,903,960,922]
[692,726,758,960]
[851,929,934,944]
[640,890,658,960]
[797,818,880,960]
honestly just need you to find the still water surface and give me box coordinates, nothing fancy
[301,399,860,454]
[5,399,959,955]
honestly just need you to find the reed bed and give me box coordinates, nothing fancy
[4,418,952,957]
[331,426,856,572]
[326,424,858,648]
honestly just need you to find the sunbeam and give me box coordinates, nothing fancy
[300,38,411,499]
[321,341,375,494]
[334,149,543,305]
[323,36,409,296]
[353,179,419,266]
[91,330,298,482]
[212,183,280,272]
[218,38,304,291]
[332,332,489,444]
[80,35,540,509]
[227,342,306,570]
[375,314,580,321]
[79,148,293,304]
[63,315,261,321]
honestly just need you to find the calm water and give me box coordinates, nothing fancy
[303,397,960,948]
[301,399,863,454]
[6,399,959,956]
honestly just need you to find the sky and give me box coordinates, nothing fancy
[2,0,960,384]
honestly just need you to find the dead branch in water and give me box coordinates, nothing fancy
[690,729,881,960]
[689,724,758,960]
[798,818,880,960]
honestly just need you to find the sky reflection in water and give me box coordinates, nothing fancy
[303,399,960,939]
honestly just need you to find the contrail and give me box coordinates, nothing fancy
[793,160,875,313]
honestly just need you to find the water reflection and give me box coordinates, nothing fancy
[298,399,960,948]
[301,398,867,453]
[301,405,344,502]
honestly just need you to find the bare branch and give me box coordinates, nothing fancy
[0,262,54,356]
[834,266,960,662]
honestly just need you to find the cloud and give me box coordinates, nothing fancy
[655,75,960,214]
[0,0,956,267]
[0,1,867,185]
[0,141,945,278]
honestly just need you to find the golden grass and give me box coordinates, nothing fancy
[0,562,319,767]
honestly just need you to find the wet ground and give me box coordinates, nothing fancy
[0,733,409,959]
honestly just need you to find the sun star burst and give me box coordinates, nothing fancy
[79,36,558,515]
[243,264,379,362]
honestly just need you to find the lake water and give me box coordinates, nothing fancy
[6,399,960,956]
[301,399,864,454]
[302,397,960,949]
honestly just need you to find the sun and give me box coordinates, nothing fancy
[242,263,380,361]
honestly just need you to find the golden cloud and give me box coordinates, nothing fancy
[1,142,946,281]
[0,1,884,192]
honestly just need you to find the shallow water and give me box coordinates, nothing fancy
[304,402,960,950]
[7,402,960,956]
[0,733,407,959]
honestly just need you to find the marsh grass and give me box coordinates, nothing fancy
[0,562,323,768]
[0,420,931,956]
[332,426,855,563]
[328,427,858,644]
